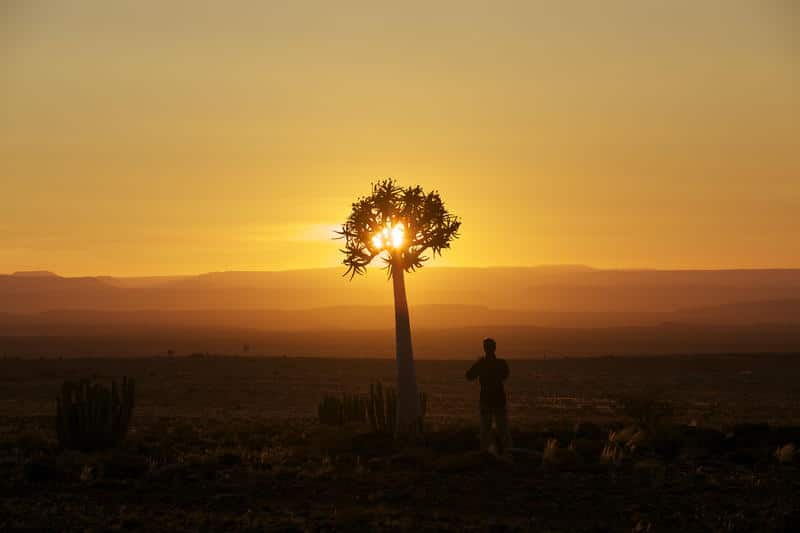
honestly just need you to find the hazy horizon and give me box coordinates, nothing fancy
[7,263,800,280]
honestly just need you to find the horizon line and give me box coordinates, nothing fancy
[5,264,800,279]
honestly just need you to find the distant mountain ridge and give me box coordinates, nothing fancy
[11,271,61,278]
[2,266,799,357]
[1,266,800,315]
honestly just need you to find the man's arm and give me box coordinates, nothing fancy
[465,359,482,381]
[500,360,509,381]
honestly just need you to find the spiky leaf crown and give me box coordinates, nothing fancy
[337,179,461,278]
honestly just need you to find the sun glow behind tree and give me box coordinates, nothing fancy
[371,221,406,252]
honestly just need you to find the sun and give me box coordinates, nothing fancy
[371,221,406,251]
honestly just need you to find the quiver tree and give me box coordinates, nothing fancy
[337,179,460,436]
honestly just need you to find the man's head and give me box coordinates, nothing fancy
[483,337,497,357]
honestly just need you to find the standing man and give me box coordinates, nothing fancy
[466,337,512,453]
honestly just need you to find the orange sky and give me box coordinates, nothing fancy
[2,1,798,276]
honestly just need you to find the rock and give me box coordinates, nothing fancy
[774,443,795,463]
[609,426,638,445]
[627,430,651,450]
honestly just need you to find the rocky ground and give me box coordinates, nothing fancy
[1,415,799,532]
[1,355,798,531]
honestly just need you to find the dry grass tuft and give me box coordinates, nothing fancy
[542,438,579,467]
[600,442,626,466]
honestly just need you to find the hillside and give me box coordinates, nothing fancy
[2,267,800,313]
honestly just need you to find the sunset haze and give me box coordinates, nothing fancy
[2,1,798,276]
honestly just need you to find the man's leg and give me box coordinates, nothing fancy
[495,408,512,453]
[479,406,492,452]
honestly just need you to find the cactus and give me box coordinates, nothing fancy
[317,392,368,426]
[318,395,342,425]
[385,387,397,435]
[367,383,427,436]
[417,391,428,433]
[375,382,385,432]
[366,385,377,430]
[55,377,135,451]
[318,384,428,435]
[342,393,367,424]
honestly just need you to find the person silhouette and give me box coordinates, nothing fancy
[466,337,512,453]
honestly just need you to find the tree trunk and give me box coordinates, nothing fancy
[391,261,420,436]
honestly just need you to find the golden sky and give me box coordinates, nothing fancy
[2,1,798,276]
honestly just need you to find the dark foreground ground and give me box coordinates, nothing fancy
[1,355,799,531]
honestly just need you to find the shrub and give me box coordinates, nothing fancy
[55,377,135,451]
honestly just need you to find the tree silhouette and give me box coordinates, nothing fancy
[338,179,461,435]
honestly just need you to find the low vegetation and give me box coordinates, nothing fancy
[55,377,136,451]
[317,382,427,436]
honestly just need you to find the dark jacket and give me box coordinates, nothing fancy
[466,356,509,408]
